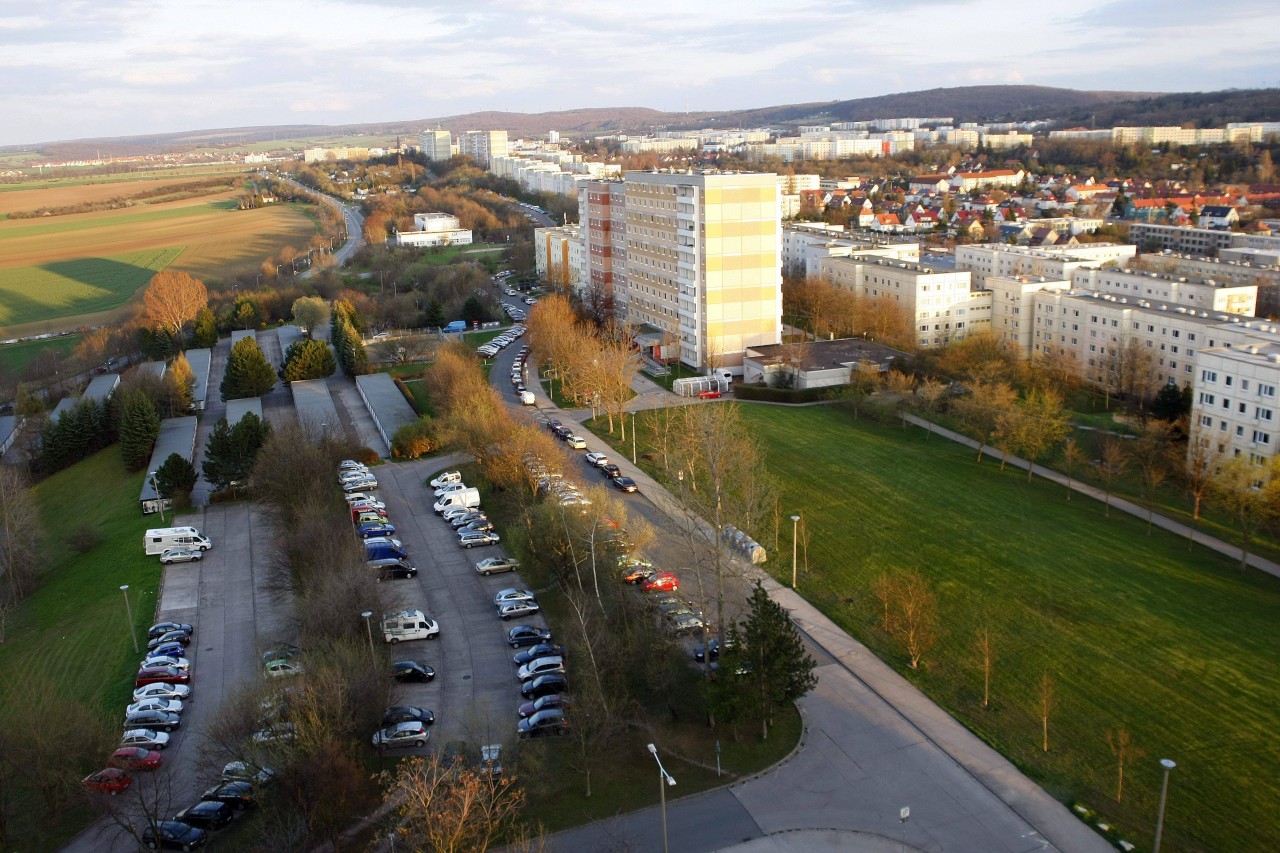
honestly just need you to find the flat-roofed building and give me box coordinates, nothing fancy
[1072,267,1257,316]
[185,349,211,412]
[139,416,198,514]
[955,243,1137,288]
[291,379,342,442]
[225,397,263,425]
[355,373,418,456]
[1191,343,1280,464]
[418,129,453,161]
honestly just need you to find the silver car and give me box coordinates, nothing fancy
[159,548,203,564]
[458,530,500,548]
[372,721,429,750]
[120,728,170,751]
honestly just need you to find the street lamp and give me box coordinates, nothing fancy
[120,585,138,653]
[361,611,377,667]
[647,743,676,853]
[148,471,166,524]
[631,411,637,464]
[1153,758,1177,853]
[790,515,801,590]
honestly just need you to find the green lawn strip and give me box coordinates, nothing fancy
[0,247,183,327]
[0,333,81,371]
[410,243,507,267]
[0,198,233,238]
[0,449,159,849]
[464,470,802,832]
[589,405,1280,853]
[640,362,701,393]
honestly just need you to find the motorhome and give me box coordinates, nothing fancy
[144,527,212,557]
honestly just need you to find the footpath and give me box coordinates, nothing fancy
[529,381,1114,853]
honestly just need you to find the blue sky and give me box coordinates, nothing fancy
[2,0,1278,147]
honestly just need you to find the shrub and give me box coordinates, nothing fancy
[391,418,437,459]
[355,446,381,466]
[67,526,103,554]
[733,383,834,404]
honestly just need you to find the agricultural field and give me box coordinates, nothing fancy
[0,333,81,374]
[0,163,250,204]
[604,404,1280,853]
[0,183,319,337]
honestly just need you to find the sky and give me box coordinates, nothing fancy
[2,0,1280,147]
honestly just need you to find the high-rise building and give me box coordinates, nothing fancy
[579,179,628,318]
[458,130,509,167]
[418,130,452,162]
[622,170,782,371]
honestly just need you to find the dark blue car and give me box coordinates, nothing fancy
[358,523,397,539]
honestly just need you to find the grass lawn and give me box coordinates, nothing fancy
[0,333,82,371]
[0,247,182,328]
[600,404,1280,853]
[410,243,507,267]
[642,361,701,392]
[0,449,160,850]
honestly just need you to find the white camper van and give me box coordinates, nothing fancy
[145,527,212,557]
[381,609,440,643]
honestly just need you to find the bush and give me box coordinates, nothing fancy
[733,383,834,404]
[391,418,437,459]
[66,526,103,554]
[355,446,381,466]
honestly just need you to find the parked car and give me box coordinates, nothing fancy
[146,630,192,652]
[148,622,193,640]
[140,654,190,672]
[127,698,184,716]
[696,389,723,399]
[498,601,541,620]
[518,708,569,739]
[434,482,468,498]
[372,721,430,750]
[120,729,170,751]
[516,655,564,681]
[263,658,303,678]
[623,565,658,585]
[449,511,489,528]
[135,666,190,688]
[358,522,397,539]
[513,642,565,666]
[430,471,462,488]
[475,556,520,576]
[349,497,386,511]
[148,641,187,660]
[133,682,191,702]
[566,435,587,449]
[600,463,621,479]
[251,723,295,744]
[201,780,256,810]
[174,799,234,831]
[221,761,275,785]
[585,452,609,467]
[392,660,436,682]
[507,625,553,648]
[259,643,301,664]
[110,746,164,771]
[458,530,500,548]
[342,477,378,492]
[458,519,496,533]
[160,548,203,564]
[517,693,570,718]
[338,459,367,471]
[642,572,680,593]
[668,613,706,636]
[443,505,483,522]
[381,706,436,727]
[612,476,639,493]
[82,768,132,796]
[374,561,418,580]
[493,588,536,605]
[520,672,568,700]
[141,820,208,850]
[338,469,372,484]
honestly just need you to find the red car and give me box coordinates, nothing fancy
[109,747,164,771]
[135,665,190,688]
[352,506,388,522]
[83,768,132,796]
[696,390,722,399]
[642,572,680,593]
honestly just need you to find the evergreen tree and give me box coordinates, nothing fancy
[739,581,817,740]
[191,306,219,348]
[155,452,197,506]
[119,389,161,471]
[424,299,446,329]
[221,337,277,401]
[280,338,337,382]
[203,413,271,491]
[202,418,235,491]
[342,324,370,375]
[1150,382,1190,422]
[461,296,489,324]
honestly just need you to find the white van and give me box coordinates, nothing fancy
[145,527,212,557]
[433,487,480,514]
[381,609,439,643]
[520,391,536,405]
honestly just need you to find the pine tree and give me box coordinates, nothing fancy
[280,338,336,382]
[203,413,271,491]
[342,324,370,376]
[155,452,197,506]
[202,418,235,491]
[424,299,446,329]
[118,390,161,471]
[221,337,277,401]
[191,306,219,349]
[739,581,817,740]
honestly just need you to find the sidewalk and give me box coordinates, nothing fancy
[530,385,1113,853]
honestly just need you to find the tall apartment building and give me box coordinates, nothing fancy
[579,179,628,316]
[622,170,782,371]
[418,130,453,162]
[458,130,509,167]
[534,225,584,289]
[1192,343,1280,464]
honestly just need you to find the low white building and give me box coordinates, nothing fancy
[395,212,473,248]
[1071,267,1257,317]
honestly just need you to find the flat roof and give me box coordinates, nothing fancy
[231,329,257,345]
[355,373,418,453]
[51,396,78,420]
[185,349,211,404]
[745,337,910,372]
[83,373,119,402]
[277,325,303,356]
[140,416,198,503]
[136,361,166,382]
[225,397,263,424]
[291,379,341,439]
[0,415,16,449]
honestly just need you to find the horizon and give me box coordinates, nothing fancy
[4,0,1280,148]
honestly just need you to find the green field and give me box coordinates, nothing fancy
[0,333,82,373]
[0,450,159,850]
[0,247,182,327]
[602,404,1280,853]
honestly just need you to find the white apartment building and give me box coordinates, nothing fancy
[458,130,509,166]
[1129,224,1280,256]
[1071,267,1257,316]
[987,275,1070,356]
[534,225,585,291]
[395,212,472,248]
[981,130,1034,150]
[622,170,783,371]
[418,130,453,162]
[955,243,1137,288]
[1192,343,1280,464]
[820,254,989,348]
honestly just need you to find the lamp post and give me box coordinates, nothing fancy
[361,611,377,667]
[631,411,637,464]
[149,471,166,524]
[120,585,138,653]
[790,514,801,589]
[647,743,676,853]
[1153,758,1177,853]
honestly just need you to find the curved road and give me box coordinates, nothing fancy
[276,175,365,273]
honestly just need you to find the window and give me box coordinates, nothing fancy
[1258,408,1274,422]
[1202,370,1217,382]
[1201,415,1213,427]
[1226,376,1233,386]
[1262,384,1276,398]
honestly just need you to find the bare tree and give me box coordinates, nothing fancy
[1182,424,1221,523]
[141,270,208,338]
[974,626,995,709]
[953,380,1017,463]
[0,467,42,603]
[1211,455,1280,572]
[870,573,896,635]
[1106,725,1145,803]
[890,570,938,670]
[1039,672,1056,753]
[1133,419,1175,533]
[1061,436,1087,500]
[915,377,948,438]
[1092,438,1129,517]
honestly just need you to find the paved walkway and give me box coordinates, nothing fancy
[524,385,1113,853]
